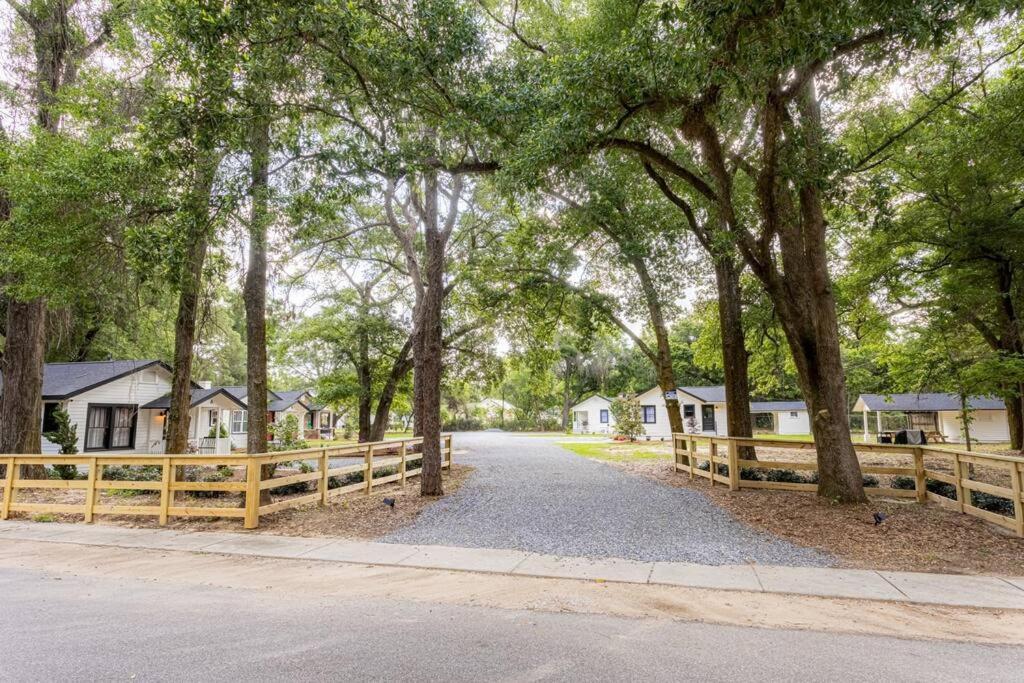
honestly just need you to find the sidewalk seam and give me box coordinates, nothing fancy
[876,571,911,600]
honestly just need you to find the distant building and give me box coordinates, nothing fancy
[853,393,1009,443]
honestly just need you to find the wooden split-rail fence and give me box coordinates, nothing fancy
[674,434,1024,537]
[0,434,453,530]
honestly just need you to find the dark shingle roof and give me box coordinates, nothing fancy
[140,387,247,410]
[0,360,173,400]
[856,393,1005,412]
[268,389,312,413]
[750,400,807,412]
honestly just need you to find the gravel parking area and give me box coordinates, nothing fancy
[383,432,832,566]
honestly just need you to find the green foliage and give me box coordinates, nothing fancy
[270,415,308,452]
[610,396,644,441]
[42,407,79,480]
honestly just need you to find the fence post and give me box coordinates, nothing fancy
[244,458,260,529]
[83,457,98,523]
[159,457,172,525]
[1010,461,1024,538]
[708,441,717,487]
[320,448,329,506]
[364,444,374,494]
[399,441,407,485]
[1,457,14,520]
[687,437,695,480]
[445,435,453,469]
[913,448,927,504]
[727,440,740,491]
[952,453,965,513]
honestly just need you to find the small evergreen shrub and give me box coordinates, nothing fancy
[765,469,807,484]
[890,476,916,490]
[970,491,1014,516]
[927,479,957,500]
[739,467,766,481]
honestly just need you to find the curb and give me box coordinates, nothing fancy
[1,520,1022,611]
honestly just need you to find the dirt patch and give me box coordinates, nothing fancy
[611,459,1024,576]
[9,464,473,539]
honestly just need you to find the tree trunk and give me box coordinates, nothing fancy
[356,328,373,442]
[1006,390,1023,452]
[412,308,425,439]
[419,172,445,496]
[560,362,573,431]
[0,300,48,478]
[0,1,79,477]
[244,114,272,501]
[368,339,414,442]
[628,254,684,437]
[165,154,219,454]
[714,256,755,459]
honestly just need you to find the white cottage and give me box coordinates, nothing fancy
[634,385,810,440]
[570,395,615,434]
[0,360,245,456]
[853,393,1010,443]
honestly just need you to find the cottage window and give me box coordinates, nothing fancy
[231,410,248,434]
[790,411,798,418]
[85,405,137,451]
[683,404,695,418]
[641,406,656,424]
[599,409,609,424]
[320,411,331,428]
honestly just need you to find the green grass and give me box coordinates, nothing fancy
[557,441,672,462]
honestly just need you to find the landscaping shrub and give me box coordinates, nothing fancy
[99,467,158,497]
[970,491,1014,516]
[805,471,878,487]
[890,475,916,490]
[927,479,957,500]
[696,461,728,476]
[765,468,807,484]
[739,467,766,481]
[192,470,232,499]
[42,406,80,480]
[103,465,162,481]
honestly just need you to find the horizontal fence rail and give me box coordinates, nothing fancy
[673,434,1024,537]
[0,434,453,530]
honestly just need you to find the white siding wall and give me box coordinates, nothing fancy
[43,367,172,455]
[570,396,614,434]
[938,410,1010,443]
[776,410,810,435]
[636,389,728,439]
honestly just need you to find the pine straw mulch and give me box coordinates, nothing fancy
[610,459,1024,576]
[8,464,473,539]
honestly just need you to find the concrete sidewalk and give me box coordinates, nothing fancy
[2,520,1022,611]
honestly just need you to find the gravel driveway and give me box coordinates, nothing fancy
[382,432,832,566]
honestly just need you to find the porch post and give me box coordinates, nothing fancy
[862,408,869,442]
[875,410,883,438]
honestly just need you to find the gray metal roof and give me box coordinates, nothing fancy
[750,400,807,412]
[140,387,247,410]
[856,393,1005,412]
[678,386,727,403]
[0,360,174,400]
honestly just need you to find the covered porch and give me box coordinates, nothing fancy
[140,388,247,455]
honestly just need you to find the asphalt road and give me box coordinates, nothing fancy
[1,566,1020,682]
[385,431,830,565]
